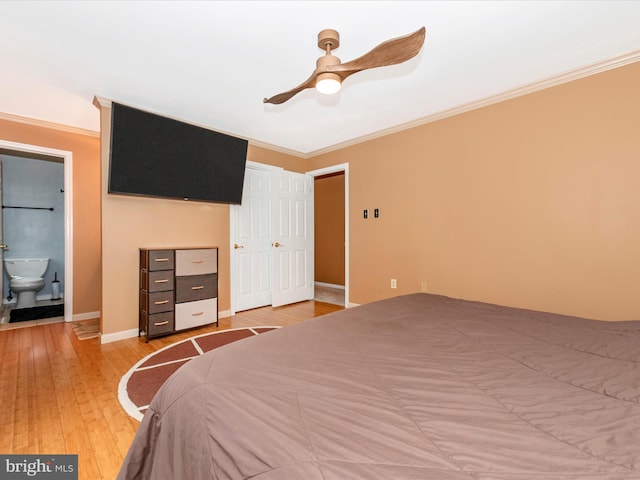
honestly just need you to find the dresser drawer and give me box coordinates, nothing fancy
[176,249,217,276]
[145,311,175,337]
[175,298,217,330]
[147,250,175,271]
[147,291,175,314]
[175,273,217,303]
[142,269,174,293]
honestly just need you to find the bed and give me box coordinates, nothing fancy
[118,293,640,479]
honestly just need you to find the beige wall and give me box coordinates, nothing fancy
[0,118,101,316]
[308,61,640,321]
[4,59,638,334]
[98,104,305,336]
[314,173,345,285]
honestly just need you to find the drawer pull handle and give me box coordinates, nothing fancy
[154,258,169,262]
[154,300,169,305]
[154,321,169,326]
[154,279,169,283]
[192,312,204,317]
[192,260,204,264]
[191,285,204,290]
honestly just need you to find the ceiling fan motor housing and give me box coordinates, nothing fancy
[316,53,341,70]
[315,54,341,89]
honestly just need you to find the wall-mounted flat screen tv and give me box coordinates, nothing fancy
[108,102,248,204]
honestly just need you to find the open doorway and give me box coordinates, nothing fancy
[307,163,349,308]
[0,140,73,328]
[313,171,345,306]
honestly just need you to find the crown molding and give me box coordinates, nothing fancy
[93,95,111,109]
[307,49,640,158]
[0,111,100,138]
[247,138,308,159]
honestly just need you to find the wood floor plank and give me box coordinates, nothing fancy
[0,300,342,480]
[14,328,39,453]
[47,322,103,479]
[0,324,17,452]
[33,326,66,454]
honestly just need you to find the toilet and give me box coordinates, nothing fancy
[4,258,49,309]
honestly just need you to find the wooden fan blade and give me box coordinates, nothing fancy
[328,26,426,80]
[263,71,317,105]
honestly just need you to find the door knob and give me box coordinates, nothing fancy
[233,243,244,249]
[272,242,283,248]
[0,244,7,250]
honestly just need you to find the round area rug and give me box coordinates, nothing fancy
[118,326,280,421]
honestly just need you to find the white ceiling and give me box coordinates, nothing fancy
[1,1,639,157]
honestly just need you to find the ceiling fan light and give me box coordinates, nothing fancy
[316,73,341,95]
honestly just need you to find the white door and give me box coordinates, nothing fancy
[271,170,314,307]
[231,167,314,311]
[231,168,273,311]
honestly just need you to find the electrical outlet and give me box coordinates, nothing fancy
[391,278,397,289]
[421,281,428,293]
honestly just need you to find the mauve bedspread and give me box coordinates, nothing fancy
[118,293,640,479]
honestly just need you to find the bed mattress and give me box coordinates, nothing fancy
[118,293,640,479]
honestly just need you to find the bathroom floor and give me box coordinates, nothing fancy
[0,299,65,331]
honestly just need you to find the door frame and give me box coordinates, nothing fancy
[306,163,350,308]
[0,139,73,322]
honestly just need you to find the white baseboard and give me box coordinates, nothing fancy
[347,302,360,308]
[101,328,138,344]
[72,311,100,322]
[315,282,345,290]
[101,310,233,344]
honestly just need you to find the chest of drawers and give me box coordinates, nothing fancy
[139,247,218,341]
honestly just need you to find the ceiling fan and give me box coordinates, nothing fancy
[263,26,426,105]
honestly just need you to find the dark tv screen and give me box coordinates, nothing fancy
[108,102,248,204]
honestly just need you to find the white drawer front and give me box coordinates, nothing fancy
[176,248,217,276]
[175,297,217,330]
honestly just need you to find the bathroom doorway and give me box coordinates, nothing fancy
[0,140,73,328]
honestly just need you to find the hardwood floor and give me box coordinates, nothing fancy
[0,300,343,480]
